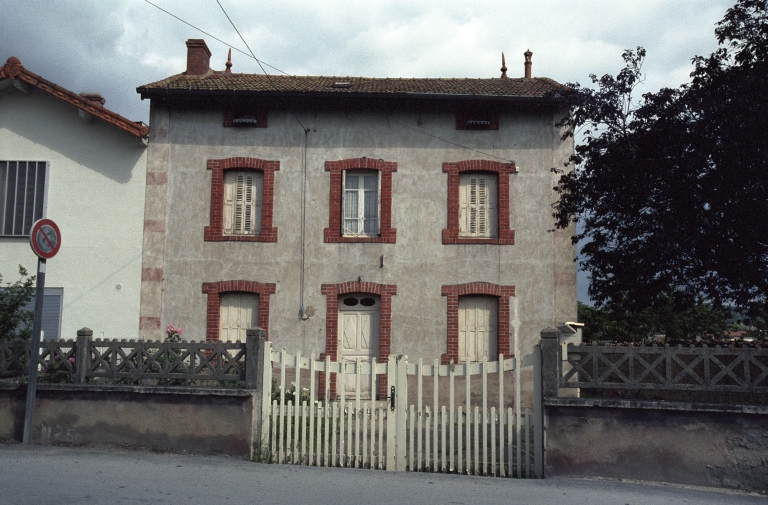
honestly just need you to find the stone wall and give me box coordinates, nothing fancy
[544,397,768,493]
[0,384,257,457]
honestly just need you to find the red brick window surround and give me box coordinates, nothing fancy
[443,160,516,245]
[324,158,397,243]
[202,280,276,341]
[320,281,397,399]
[441,282,515,364]
[205,157,279,242]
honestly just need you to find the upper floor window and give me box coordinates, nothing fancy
[224,171,263,236]
[442,160,515,245]
[324,158,397,244]
[0,161,47,237]
[459,173,498,239]
[343,171,379,237]
[456,112,499,130]
[205,157,279,242]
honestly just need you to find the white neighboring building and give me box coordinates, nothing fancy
[0,56,148,340]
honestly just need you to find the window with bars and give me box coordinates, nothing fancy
[224,171,263,236]
[343,171,379,236]
[459,173,498,238]
[0,161,47,237]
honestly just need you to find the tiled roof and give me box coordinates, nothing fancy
[1,57,148,140]
[138,72,567,100]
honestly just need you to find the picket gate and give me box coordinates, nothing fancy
[258,342,542,478]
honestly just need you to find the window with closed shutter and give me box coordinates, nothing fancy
[459,173,498,238]
[342,171,379,236]
[219,293,259,342]
[224,171,263,235]
[458,296,498,361]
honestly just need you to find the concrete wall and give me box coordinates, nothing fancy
[0,88,147,340]
[0,384,256,456]
[544,398,768,493]
[140,105,575,379]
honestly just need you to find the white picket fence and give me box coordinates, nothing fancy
[258,342,542,477]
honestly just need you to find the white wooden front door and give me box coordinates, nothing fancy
[458,296,498,361]
[339,295,380,398]
[219,293,259,342]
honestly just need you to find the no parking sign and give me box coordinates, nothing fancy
[29,219,61,259]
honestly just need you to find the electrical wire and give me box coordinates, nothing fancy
[393,121,516,165]
[214,0,309,132]
[143,0,290,75]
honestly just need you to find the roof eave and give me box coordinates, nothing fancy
[136,87,567,105]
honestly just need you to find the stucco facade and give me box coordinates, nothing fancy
[137,40,575,377]
[0,57,147,340]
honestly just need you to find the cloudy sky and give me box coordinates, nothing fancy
[1,0,738,302]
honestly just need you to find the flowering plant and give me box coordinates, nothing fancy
[165,324,184,342]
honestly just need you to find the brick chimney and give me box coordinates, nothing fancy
[186,39,211,76]
[524,49,532,78]
[79,93,106,106]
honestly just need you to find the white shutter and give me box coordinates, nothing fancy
[225,171,262,235]
[459,173,498,238]
[486,175,498,238]
[224,171,236,234]
[220,293,259,342]
[341,170,348,235]
[459,296,498,361]
[459,175,470,236]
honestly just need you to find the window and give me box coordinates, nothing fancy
[442,160,515,245]
[0,161,47,237]
[442,282,515,364]
[459,173,497,238]
[343,171,378,236]
[456,112,499,130]
[202,280,276,341]
[205,157,278,242]
[458,296,497,361]
[223,110,267,128]
[324,158,396,243]
[20,287,63,340]
[219,292,258,342]
[224,171,262,236]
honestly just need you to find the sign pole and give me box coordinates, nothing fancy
[22,258,46,444]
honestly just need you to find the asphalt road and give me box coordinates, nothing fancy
[0,444,764,505]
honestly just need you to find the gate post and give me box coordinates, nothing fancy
[246,328,270,461]
[386,354,397,471]
[74,328,92,385]
[539,328,561,398]
[395,355,408,471]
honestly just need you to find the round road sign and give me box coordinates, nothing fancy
[29,219,61,259]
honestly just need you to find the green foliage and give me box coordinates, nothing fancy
[0,266,35,340]
[553,0,768,321]
[578,297,733,342]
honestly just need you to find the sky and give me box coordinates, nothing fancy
[0,0,738,302]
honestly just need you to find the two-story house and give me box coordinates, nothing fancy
[136,40,575,397]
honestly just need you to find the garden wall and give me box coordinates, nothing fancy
[544,397,768,493]
[0,383,257,457]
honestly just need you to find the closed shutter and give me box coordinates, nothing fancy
[458,296,498,361]
[224,171,262,235]
[459,173,497,238]
[23,287,63,340]
[219,293,259,342]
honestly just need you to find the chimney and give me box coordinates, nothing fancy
[186,39,211,76]
[524,49,532,78]
[79,93,106,106]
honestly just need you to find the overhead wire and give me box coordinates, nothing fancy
[143,0,290,76]
[144,0,519,165]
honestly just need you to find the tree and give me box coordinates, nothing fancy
[553,0,768,323]
[0,266,35,340]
